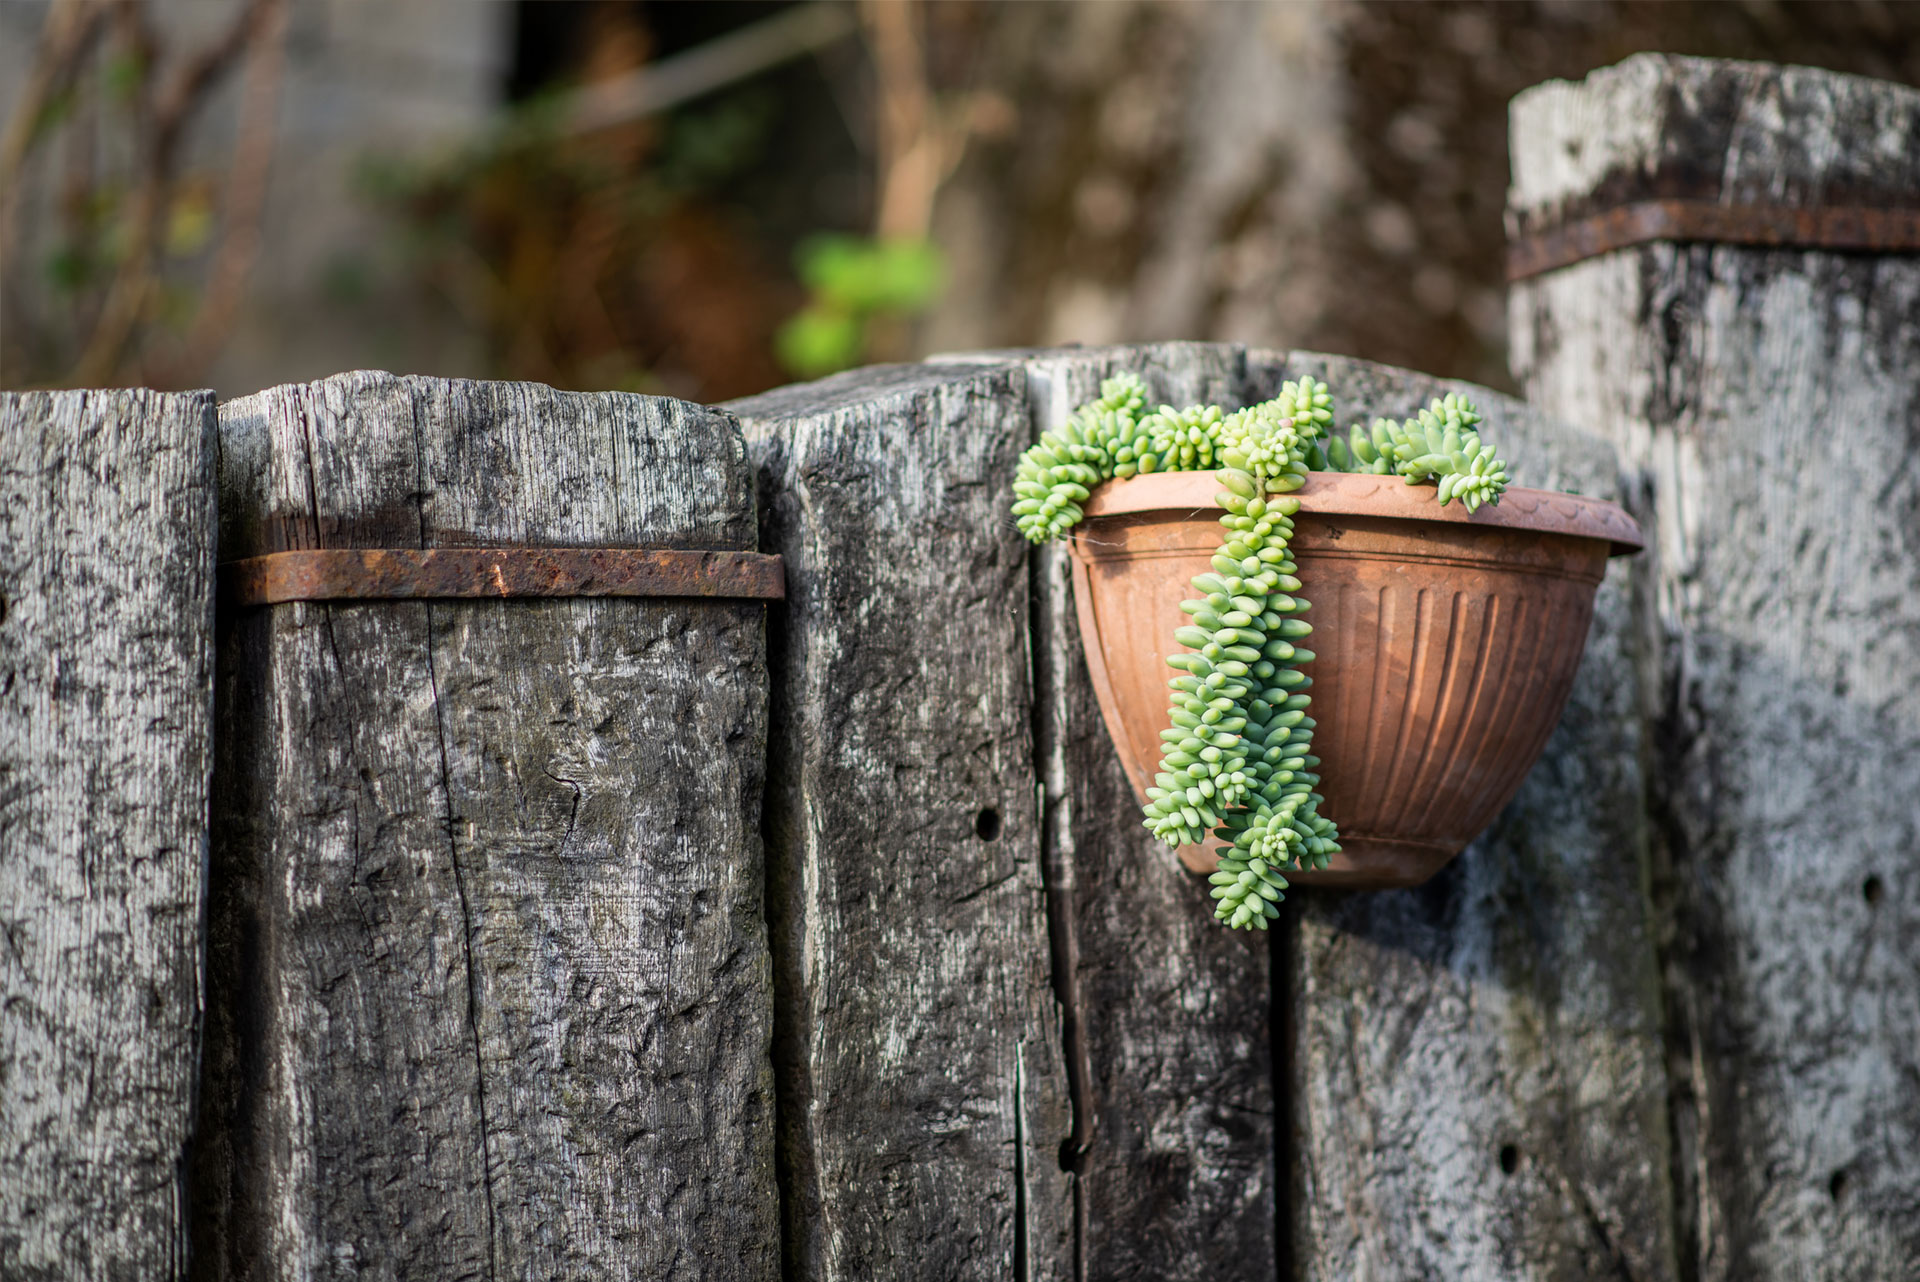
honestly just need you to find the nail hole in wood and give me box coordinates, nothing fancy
[975,807,1002,842]
[1498,1144,1519,1175]
[1829,1168,1848,1201]
[1863,875,1884,905]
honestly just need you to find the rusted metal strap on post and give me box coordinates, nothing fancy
[1507,199,1920,280]
[220,547,785,607]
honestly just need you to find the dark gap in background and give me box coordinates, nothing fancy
[507,0,868,247]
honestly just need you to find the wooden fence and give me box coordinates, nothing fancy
[2,54,1916,1282]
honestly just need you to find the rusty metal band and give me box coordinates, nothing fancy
[220,547,785,607]
[1507,199,1920,280]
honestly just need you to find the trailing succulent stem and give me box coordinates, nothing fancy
[1012,373,1509,928]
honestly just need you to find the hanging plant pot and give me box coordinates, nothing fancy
[1069,469,1643,889]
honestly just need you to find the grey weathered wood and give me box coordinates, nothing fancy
[1012,342,1280,1282]
[1510,54,1920,1282]
[934,342,1672,1277]
[0,389,217,1281]
[196,372,777,1280]
[1266,352,1676,1281]
[730,362,1073,1281]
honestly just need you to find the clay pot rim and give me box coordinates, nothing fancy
[1077,470,1644,557]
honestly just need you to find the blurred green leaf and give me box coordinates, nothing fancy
[45,245,95,293]
[31,89,76,144]
[660,92,773,192]
[165,189,215,257]
[796,235,945,312]
[104,50,148,104]
[777,235,948,378]
[776,303,863,378]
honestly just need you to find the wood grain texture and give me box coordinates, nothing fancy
[1009,343,1280,1282]
[1511,55,1920,1282]
[729,362,1073,1282]
[0,389,217,1282]
[1263,352,1676,1281]
[198,372,777,1281]
[939,343,1671,1277]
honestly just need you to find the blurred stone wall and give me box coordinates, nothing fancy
[928,0,1920,392]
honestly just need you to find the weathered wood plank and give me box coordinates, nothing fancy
[1511,54,1920,1282]
[1010,342,1280,1282]
[730,362,1073,1281]
[1266,352,1676,1281]
[197,373,777,1280]
[940,343,1672,1277]
[0,389,217,1281]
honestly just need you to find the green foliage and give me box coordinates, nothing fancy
[796,235,945,311]
[1010,373,1147,542]
[28,89,77,146]
[1320,391,1509,511]
[1010,374,1511,928]
[775,306,864,380]
[776,236,946,379]
[45,245,97,293]
[657,92,776,193]
[103,50,149,105]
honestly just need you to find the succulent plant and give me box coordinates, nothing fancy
[1318,391,1509,510]
[1012,373,1510,928]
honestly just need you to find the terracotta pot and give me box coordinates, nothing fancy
[1068,471,1643,888]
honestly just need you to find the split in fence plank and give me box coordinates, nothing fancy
[197,373,777,1281]
[1511,53,1920,1282]
[0,389,217,1282]
[731,362,1074,1282]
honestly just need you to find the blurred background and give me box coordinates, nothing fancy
[3,0,1918,403]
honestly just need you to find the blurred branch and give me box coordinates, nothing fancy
[779,1,1013,377]
[0,0,111,276]
[862,0,1005,241]
[562,1,857,136]
[71,0,280,385]
[150,0,287,386]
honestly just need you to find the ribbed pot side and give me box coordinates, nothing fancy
[1069,471,1642,889]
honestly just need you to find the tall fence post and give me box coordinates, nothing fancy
[194,373,779,1280]
[0,389,217,1281]
[1266,355,1675,1281]
[1510,54,1920,1279]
